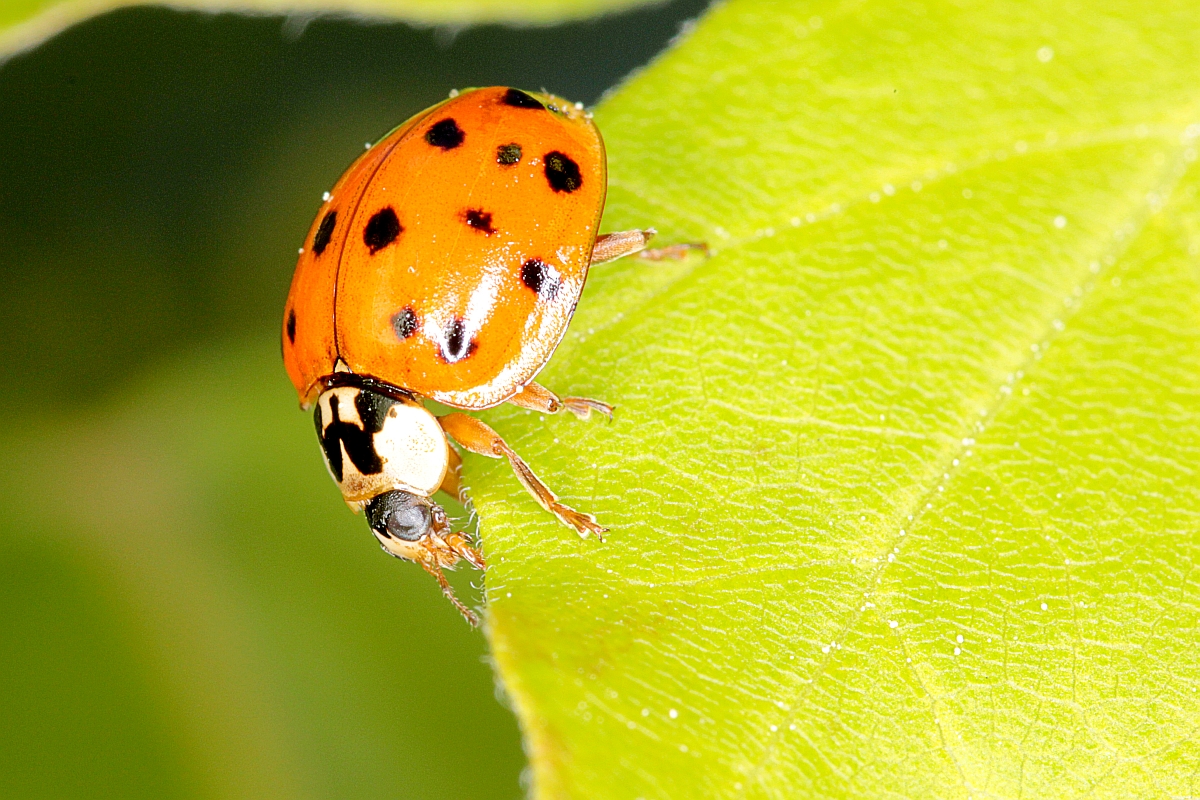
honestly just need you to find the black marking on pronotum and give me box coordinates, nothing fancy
[312,210,337,255]
[496,143,522,165]
[464,209,495,234]
[356,390,395,432]
[286,309,297,344]
[502,88,544,110]
[364,207,402,253]
[441,318,477,363]
[391,306,418,339]
[425,118,464,149]
[521,258,559,299]
[315,390,397,482]
[544,151,582,193]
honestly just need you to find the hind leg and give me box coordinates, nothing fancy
[591,229,708,265]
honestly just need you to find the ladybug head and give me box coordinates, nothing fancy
[365,489,439,542]
[362,486,484,625]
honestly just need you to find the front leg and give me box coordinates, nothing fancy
[438,412,607,540]
[508,382,612,421]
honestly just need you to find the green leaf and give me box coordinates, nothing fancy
[0,0,657,62]
[473,0,1200,796]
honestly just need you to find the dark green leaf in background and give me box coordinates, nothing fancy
[0,0,660,63]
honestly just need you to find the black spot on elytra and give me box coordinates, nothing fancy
[312,210,336,255]
[286,309,297,344]
[441,319,477,363]
[315,390,397,482]
[496,143,522,165]
[425,118,464,149]
[464,209,495,234]
[364,207,402,253]
[544,151,582,193]
[391,307,418,339]
[521,258,559,299]
[502,88,544,110]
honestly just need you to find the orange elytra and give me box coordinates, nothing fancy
[281,86,694,624]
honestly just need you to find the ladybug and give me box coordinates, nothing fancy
[282,87,692,624]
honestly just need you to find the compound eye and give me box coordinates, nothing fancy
[365,491,432,542]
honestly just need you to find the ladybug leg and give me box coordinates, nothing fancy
[438,413,608,541]
[439,445,467,502]
[392,508,485,626]
[592,229,708,265]
[436,530,486,572]
[509,382,613,421]
[415,555,480,626]
[377,534,482,625]
[637,241,709,261]
[427,499,485,570]
[590,229,655,265]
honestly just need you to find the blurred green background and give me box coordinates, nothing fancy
[0,2,709,796]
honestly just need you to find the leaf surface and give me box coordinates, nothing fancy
[472,1,1200,796]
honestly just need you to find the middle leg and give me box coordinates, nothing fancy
[508,382,612,421]
[438,412,607,540]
